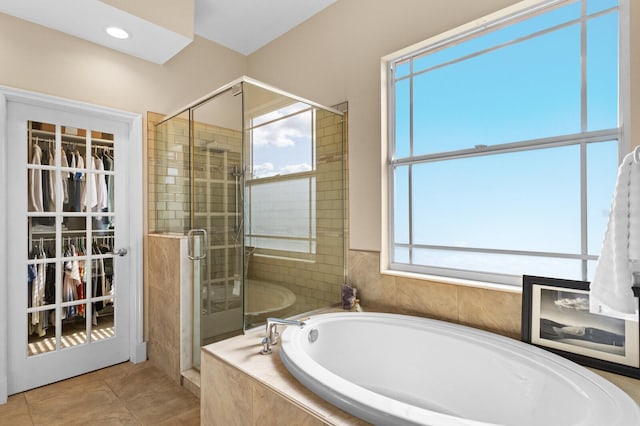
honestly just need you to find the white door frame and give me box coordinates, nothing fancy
[0,86,146,404]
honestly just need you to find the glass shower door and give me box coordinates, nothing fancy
[190,86,244,363]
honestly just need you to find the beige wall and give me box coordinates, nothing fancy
[0,12,245,117]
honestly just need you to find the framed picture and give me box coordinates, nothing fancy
[522,275,640,379]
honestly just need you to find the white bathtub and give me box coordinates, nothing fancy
[280,312,640,426]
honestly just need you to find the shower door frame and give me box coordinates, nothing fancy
[188,85,245,363]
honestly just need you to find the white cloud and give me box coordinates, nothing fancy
[280,163,312,174]
[252,162,311,178]
[252,162,275,178]
[252,111,311,148]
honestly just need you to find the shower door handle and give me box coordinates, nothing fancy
[188,229,208,260]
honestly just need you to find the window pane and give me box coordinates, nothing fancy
[395,60,411,79]
[413,25,581,155]
[587,11,618,131]
[394,166,409,244]
[394,79,411,158]
[251,110,313,178]
[413,2,580,73]
[249,236,315,253]
[248,177,315,253]
[587,259,598,282]
[411,146,581,253]
[587,0,617,15]
[413,248,582,281]
[394,246,410,264]
[587,141,618,255]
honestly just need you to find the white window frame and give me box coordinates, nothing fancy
[246,106,317,259]
[382,0,630,287]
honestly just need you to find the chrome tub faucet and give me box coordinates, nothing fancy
[260,317,306,355]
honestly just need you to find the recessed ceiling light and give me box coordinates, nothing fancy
[106,27,129,40]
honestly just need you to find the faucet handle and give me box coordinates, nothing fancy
[260,336,272,355]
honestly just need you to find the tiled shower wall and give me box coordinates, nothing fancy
[147,112,242,234]
[248,108,347,313]
[147,112,190,233]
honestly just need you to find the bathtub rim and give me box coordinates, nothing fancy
[280,311,640,426]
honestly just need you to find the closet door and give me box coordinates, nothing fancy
[6,101,131,394]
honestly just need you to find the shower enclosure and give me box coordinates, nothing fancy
[149,77,345,369]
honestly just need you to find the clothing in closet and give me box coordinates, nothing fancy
[103,154,114,227]
[27,249,52,338]
[28,144,43,212]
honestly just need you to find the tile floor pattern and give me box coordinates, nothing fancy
[0,361,200,425]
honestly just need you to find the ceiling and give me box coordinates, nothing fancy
[195,0,338,55]
[0,0,338,63]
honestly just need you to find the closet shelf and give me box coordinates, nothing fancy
[30,127,114,145]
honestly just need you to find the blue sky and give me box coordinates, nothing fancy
[251,103,313,179]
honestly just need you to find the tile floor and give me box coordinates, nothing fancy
[0,361,200,425]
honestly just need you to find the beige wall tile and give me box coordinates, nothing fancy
[347,250,523,339]
[201,352,253,426]
[457,286,522,339]
[147,235,188,383]
[396,277,458,322]
[252,384,323,426]
[589,368,640,404]
[348,251,396,310]
[147,237,180,295]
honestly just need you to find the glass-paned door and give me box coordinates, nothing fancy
[7,102,131,394]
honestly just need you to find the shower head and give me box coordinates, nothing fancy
[203,140,226,153]
[230,165,242,177]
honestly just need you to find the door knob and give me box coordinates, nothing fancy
[112,248,128,257]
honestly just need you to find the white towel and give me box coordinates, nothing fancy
[590,149,640,321]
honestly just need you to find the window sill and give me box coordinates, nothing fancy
[381,269,523,294]
[253,252,316,263]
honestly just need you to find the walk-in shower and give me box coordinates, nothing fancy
[149,77,346,369]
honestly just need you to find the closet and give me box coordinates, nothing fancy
[1,93,144,399]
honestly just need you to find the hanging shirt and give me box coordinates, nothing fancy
[60,147,69,204]
[74,151,84,212]
[32,259,46,325]
[95,156,108,213]
[104,155,115,227]
[47,149,55,211]
[82,156,97,211]
[28,144,44,212]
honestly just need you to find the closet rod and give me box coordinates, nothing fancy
[31,136,114,152]
[32,235,115,243]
